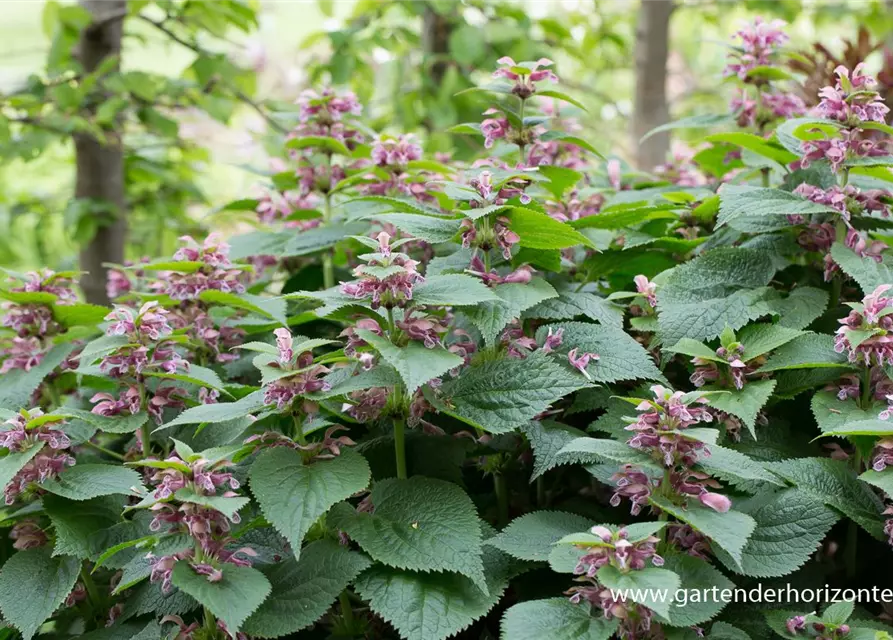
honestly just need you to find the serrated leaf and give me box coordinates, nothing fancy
[144,364,227,393]
[353,545,516,640]
[596,565,680,618]
[411,274,500,306]
[767,457,885,539]
[52,302,109,328]
[249,447,370,559]
[242,540,372,638]
[363,213,460,243]
[737,324,805,360]
[198,291,287,326]
[524,289,624,327]
[44,494,122,559]
[658,552,734,626]
[555,437,662,471]
[485,511,594,561]
[504,207,594,250]
[704,379,776,435]
[811,390,882,434]
[433,351,586,434]
[356,330,462,393]
[171,561,271,633]
[859,468,893,496]
[717,185,835,228]
[58,409,149,435]
[329,477,486,588]
[709,621,753,640]
[159,390,266,430]
[649,496,756,565]
[521,421,587,480]
[756,333,850,372]
[830,242,893,293]
[656,248,776,345]
[0,547,80,640]
[0,343,78,410]
[665,338,725,362]
[697,445,784,492]
[769,287,829,330]
[465,277,557,345]
[42,464,143,501]
[501,598,618,640]
[705,133,797,166]
[0,444,46,490]
[713,488,839,578]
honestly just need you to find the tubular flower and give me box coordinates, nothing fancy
[572,526,664,578]
[396,309,449,349]
[634,275,658,309]
[568,348,599,381]
[690,343,750,390]
[98,302,189,379]
[626,386,713,467]
[163,234,245,300]
[834,284,893,366]
[731,90,806,127]
[652,143,708,186]
[723,17,789,81]
[371,134,422,168]
[1,409,75,505]
[492,57,558,99]
[666,523,711,559]
[340,232,424,309]
[609,465,655,516]
[261,328,331,410]
[816,64,890,125]
[468,169,532,207]
[9,518,47,550]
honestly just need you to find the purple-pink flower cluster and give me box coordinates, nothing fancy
[340,232,425,309]
[492,56,558,99]
[262,329,331,410]
[724,18,788,81]
[834,284,893,366]
[1,409,75,505]
[163,234,245,301]
[572,526,664,578]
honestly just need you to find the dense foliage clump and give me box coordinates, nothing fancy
[1,16,893,640]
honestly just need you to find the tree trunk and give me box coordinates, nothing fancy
[76,0,128,306]
[632,0,675,171]
[422,4,451,87]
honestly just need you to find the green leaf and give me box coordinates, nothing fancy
[767,457,885,539]
[713,488,839,578]
[485,511,594,561]
[412,274,501,306]
[756,333,849,372]
[433,351,586,434]
[658,552,734,626]
[570,203,679,230]
[242,540,371,637]
[859,468,893,496]
[363,213,460,243]
[537,322,667,384]
[769,286,829,330]
[0,444,46,491]
[656,248,776,345]
[171,561,271,633]
[737,324,805,360]
[44,494,122,559]
[353,545,517,640]
[811,391,882,434]
[596,565,680,618]
[665,338,724,362]
[524,289,624,327]
[822,600,854,625]
[249,447,370,559]
[0,343,78,410]
[356,330,463,393]
[641,114,733,141]
[285,135,350,156]
[830,242,893,293]
[555,437,661,471]
[649,496,757,565]
[705,132,797,165]
[0,547,80,640]
[465,278,558,345]
[144,364,227,392]
[697,445,784,492]
[198,291,287,326]
[501,598,618,640]
[709,622,753,640]
[58,409,150,435]
[329,477,486,588]
[536,89,588,112]
[820,419,893,437]
[704,379,777,435]
[504,207,594,250]
[717,185,835,229]
[52,302,109,328]
[173,488,249,520]
[522,420,587,480]
[42,464,143,501]
[159,390,266,430]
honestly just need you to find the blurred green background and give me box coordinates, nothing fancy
[1,0,891,284]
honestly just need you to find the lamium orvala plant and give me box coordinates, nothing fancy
[1,18,893,640]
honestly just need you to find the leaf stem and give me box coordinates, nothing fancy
[339,590,355,628]
[80,564,104,612]
[203,606,216,632]
[494,472,509,527]
[535,476,545,508]
[322,192,335,290]
[83,440,126,461]
[860,366,872,410]
[293,413,306,446]
[394,417,407,480]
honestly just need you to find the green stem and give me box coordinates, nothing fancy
[203,606,216,632]
[339,591,355,628]
[139,421,151,459]
[322,193,335,290]
[293,414,306,446]
[394,417,407,480]
[80,565,103,611]
[386,306,396,337]
[517,95,527,162]
[760,167,770,188]
[83,440,126,461]
[535,476,545,508]
[830,276,842,309]
[860,366,872,410]
[494,472,509,527]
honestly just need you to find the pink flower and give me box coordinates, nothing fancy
[541,328,564,354]
[723,18,789,80]
[492,57,558,98]
[371,135,422,167]
[0,337,43,374]
[699,492,732,513]
[834,284,893,365]
[340,232,425,309]
[816,64,890,125]
[90,386,141,417]
[634,275,658,308]
[274,328,293,365]
[568,348,599,380]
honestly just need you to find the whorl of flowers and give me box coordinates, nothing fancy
[1,409,75,505]
[816,64,890,125]
[371,134,422,168]
[834,284,893,366]
[1,270,77,374]
[262,328,331,410]
[793,183,891,223]
[652,143,708,186]
[572,526,664,578]
[545,191,604,222]
[340,232,425,309]
[690,338,763,391]
[8,518,47,550]
[99,302,188,378]
[723,17,789,81]
[145,453,255,592]
[162,234,245,301]
[396,309,449,349]
[731,90,806,128]
[492,56,558,99]
[785,615,850,639]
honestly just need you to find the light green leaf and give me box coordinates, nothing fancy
[356,330,463,393]
[249,447,370,559]
[713,488,839,578]
[363,213,460,243]
[756,333,850,372]
[0,547,80,640]
[412,274,501,306]
[432,351,587,434]
[465,278,558,345]
[859,469,893,496]
[705,133,797,165]
[596,565,680,619]
[171,561,271,633]
[649,496,757,565]
[144,364,227,392]
[504,207,594,250]
[767,457,885,539]
[659,552,734,626]
[0,444,46,490]
[501,598,618,640]
[485,511,594,561]
[830,242,893,293]
[173,488,249,520]
[329,477,486,588]
[198,291,287,326]
[811,391,882,434]
[159,390,266,430]
[641,114,733,141]
[737,324,806,360]
[698,445,784,492]
[524,289,624,327]
[242,540,372,637]
[0,343,78,410]
[42,464,144,501]
[665,338,724,362]
[704,379,777,435]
